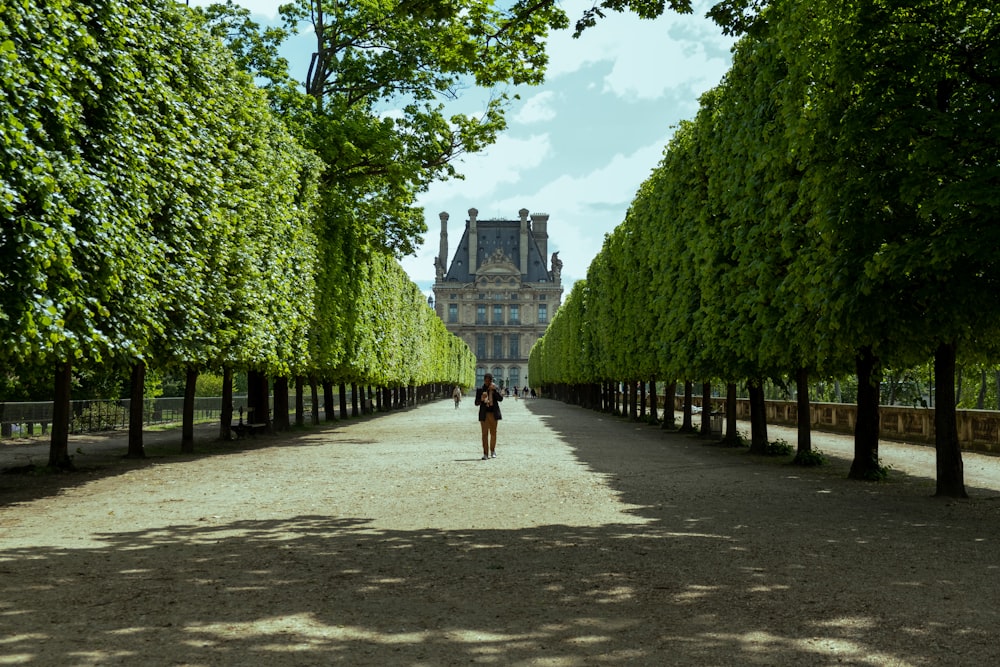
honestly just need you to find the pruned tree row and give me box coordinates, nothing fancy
[530,0,1000,498]
[1,0,484,467]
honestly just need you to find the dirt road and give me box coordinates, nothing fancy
[2,397,999,665]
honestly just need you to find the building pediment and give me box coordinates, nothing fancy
[476,247,519,276]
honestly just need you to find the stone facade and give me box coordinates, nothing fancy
[432,207,563,390]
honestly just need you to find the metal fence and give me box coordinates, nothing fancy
[0,396,260,439]
[0,388,413,441]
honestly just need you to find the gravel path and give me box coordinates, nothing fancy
[2,397,1000,666]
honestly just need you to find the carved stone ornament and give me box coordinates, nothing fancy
[477,247,519,276]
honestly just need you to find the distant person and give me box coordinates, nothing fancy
[474,373,504,459]
[452,385,462,409]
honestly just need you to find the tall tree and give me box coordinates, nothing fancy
[270,0,570,255]
[788,0,1000,495]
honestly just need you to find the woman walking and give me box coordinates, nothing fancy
[474,374,503,459]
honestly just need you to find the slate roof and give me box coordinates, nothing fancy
[442,218,550,283]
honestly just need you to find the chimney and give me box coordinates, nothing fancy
[518,208,529,277]
[467,207,478,272]
[438,211,449,272]
[531,212,549,264]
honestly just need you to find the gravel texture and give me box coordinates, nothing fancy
[2,396,1000,666]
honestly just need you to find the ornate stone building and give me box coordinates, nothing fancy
[431,207,563,390]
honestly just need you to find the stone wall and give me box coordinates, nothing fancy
[680,396,1000,454]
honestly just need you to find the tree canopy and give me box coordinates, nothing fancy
[1,0,478,464]
[531,0,1000,497]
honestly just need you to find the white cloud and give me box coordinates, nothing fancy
[403,135,674,291]
[421,133,552,203]
[487,138,670,278]
[514,92,558,124]
[545,0,733,100]
[531,139,669,209]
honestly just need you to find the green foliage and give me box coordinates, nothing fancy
[571,0,772,37]
[210,0,572,257]
[762,439,793,457]
[195,374,224,398]
[1,0,475,408]
[858,459,893,482]
[532,0,999,503]
[792,449,827,467]
[144,370,164,401]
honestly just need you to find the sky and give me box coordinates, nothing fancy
[188,0,735,296]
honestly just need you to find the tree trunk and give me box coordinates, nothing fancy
[795,367,812,456]
[339,383,348,417]
[700,381,712,438]
[220,367,234,439]
[934,341,967,498]
[639,380,647,420]
[680,380,695,432]
[127,361,146,459]
[309,377,320,425]
[849,346,882,480]
[723,382,739,446]
[648,377,659,424]
[48,360,73,469]
[323,380,335,421]
[351,382,359,416]
[181,367,197,453]
[247,370,270,430]
[629,381,638,421]
[976,368,987,410]
[661,381,676,429]
[748,378,769,454]
[295,376,305,426]
[273,376,290,431]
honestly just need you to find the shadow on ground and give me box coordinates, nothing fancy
[2,401,1000,665]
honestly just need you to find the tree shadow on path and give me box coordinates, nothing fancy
[2,401,1000,665]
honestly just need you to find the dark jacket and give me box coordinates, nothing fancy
[474,384,504,421]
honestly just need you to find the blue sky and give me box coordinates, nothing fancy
[189,1,735,295]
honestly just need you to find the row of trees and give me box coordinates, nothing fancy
[2,0,571,467]
[530,0,1000,498]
